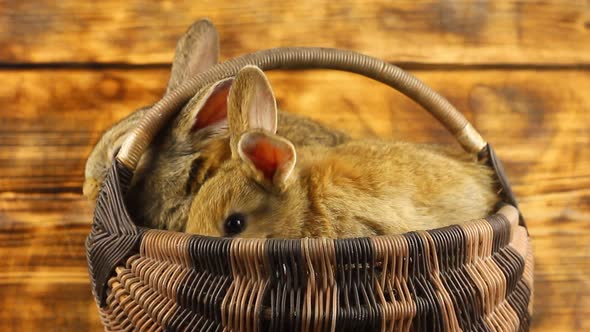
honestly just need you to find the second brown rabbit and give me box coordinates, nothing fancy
[83,20,348,231]
[185,66,499,238]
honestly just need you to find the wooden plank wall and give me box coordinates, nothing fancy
[1,1,589,331]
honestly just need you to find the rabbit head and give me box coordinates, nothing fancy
[84,19,221,202]
[185,66,309,238]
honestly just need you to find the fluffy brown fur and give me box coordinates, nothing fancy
[185,67,499,238]
[83,20,348,230]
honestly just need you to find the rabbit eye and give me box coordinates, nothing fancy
[224,213,247,236]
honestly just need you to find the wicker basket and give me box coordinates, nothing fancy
[86,48,533,332]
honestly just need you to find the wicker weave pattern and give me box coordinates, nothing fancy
[97,220,532,332]
[88,162,532,331]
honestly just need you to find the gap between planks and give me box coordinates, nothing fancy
[2,62,590,72]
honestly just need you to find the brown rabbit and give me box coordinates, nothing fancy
[83,19,348,231]
[185,65,499,238]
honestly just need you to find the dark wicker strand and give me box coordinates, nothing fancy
[87,160,146,306]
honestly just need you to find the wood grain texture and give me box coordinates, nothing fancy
[1,1,590,65]
[0,69,165,193]
[0,201,100,331]
[0,67,589,331]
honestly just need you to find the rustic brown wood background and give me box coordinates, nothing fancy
[1,1,589,331]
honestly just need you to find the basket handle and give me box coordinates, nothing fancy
[116,47,486,171]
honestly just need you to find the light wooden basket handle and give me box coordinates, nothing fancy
[116,47,487,171]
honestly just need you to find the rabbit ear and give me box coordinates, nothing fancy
[166,19,219,94]
[238,131,296,189]
[171,77,236,137]
[190,78,233,132]
[227,65,278,156]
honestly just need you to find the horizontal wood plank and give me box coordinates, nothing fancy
[0,281,102,331]
[1,68,589,195]
[0,196,101,331]
[1,68,589,330]
[1,1,589,65]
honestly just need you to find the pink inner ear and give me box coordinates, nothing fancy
[192,80,233,131]
[243,137,292,181]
